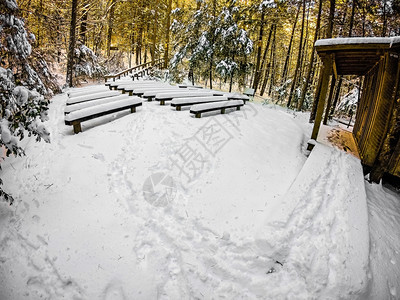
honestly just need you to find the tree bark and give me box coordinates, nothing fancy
[287,0,306,108]
[254,24,274,92]
[164,0,172,68]
[281,4,301,84]
[80,0,89,44]
[66,0,78,87]
[252,8,266,90]
[106,0,117,57]
[297,0,322,111]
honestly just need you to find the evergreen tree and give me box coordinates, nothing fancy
[0,0,51,204]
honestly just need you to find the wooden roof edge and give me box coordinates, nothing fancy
[315,37,400,53]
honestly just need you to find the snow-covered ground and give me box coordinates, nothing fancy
[0,85,399,299]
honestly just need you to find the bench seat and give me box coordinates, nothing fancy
[64,95,133,115]
[171,96,228,110]
[155,91,216,105]
[65,98,142,134]
[223,93,250,102]
[66,91,121,105]
[190,100,244,118]
[68,86,109,98]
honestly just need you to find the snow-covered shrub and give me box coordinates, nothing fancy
[73,43,106,80]
[0,0,52,204]
[336,88,359,116]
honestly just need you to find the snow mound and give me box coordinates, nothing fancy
[255,143,370,298]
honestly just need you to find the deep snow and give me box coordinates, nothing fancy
[0,83,399,299]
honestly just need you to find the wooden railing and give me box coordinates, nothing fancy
[104,58,164,82]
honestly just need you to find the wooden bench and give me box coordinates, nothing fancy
[177,84,203,89]
[171,96,228,111]
[155,91,216,105]
[190,100,244,118]
[68,86,109,98]
[66,91,121,106]
[243,88,255,100]
[65,98,142,134]
[224,93,250,103]
[64,95,133,115]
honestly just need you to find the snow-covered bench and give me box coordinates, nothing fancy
[224,93,250,103]
[171,96,229,111]
[65,98,142,134]
[68,86,109,98]
[243,88,255,99]
[64,95,133,115]
[177,84,203,89]
[66,91,121,106]
[190,100,244,118]
[155,91,217,105]
[107,81,134,90]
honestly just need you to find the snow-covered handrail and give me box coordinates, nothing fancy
[104,58,164,82]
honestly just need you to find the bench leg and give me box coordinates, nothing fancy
[236,106,241,110]
[148,97,153,102]
[221,108,226,114]
[129,91,133,96]
[176,106,181,111]
[73,123,82,134]
[195,113,201,118]
[160,100,165,105]
[131,106,136,113]
[109,86,112,90]
[122,90,126,94]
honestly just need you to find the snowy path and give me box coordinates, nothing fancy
[0,87,387,299]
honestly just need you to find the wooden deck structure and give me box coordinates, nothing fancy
[309,37,400,182]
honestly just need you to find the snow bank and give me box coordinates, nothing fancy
[255,143,369,298]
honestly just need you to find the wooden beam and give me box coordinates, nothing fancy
[308,55,333,150]
[332,54,338,80]
[323,75,336,125]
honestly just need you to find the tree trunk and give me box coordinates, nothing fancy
[252,8,266,90]
[327,0,336,38]
[268,26,277,96]
[254,24,274,92]
[80,0,89,44]
[382,0,387,37]
[164,0,172,68]
[281,5,301,84]
[287,0,306,108]
[209,0,217,89]
[349,0,356,37]
[66,0,78,87]
[106,0,117,57]
[297,0,322,110]
[260,27,275,97]
[151,4,158,63]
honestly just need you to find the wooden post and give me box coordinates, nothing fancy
[195,113,201,118]
[177,106,181,111]
[221,108,226,114]
[131,106,136,113]
[323,76,336,125]
[73,123,82,134]
[308,55,333,150]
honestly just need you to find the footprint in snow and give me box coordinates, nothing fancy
[92,153,105,162]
